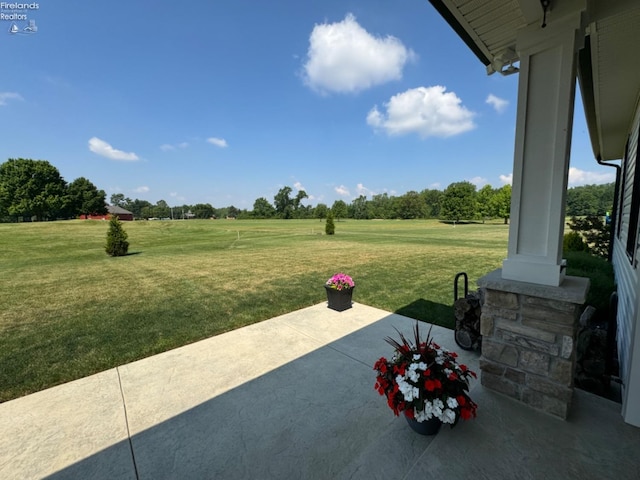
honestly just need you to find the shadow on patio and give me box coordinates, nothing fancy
[1,303,637,479]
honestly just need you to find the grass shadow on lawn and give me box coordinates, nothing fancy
[394,298,454,330]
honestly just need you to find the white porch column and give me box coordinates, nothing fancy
[502,9,586,287]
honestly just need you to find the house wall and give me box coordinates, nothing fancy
[612,240,635,390]
[612,98,640,425]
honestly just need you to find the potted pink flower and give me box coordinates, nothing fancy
[325,273,355,311]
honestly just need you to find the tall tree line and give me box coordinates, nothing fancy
[565,183,614,217]
[0,158,614,223]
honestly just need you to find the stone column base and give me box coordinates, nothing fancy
[477,269,590,419]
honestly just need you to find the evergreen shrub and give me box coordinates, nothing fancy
[105,215,129,256]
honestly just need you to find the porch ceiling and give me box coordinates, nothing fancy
[428,0,640,161]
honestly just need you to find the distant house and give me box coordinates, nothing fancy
[80,205,134,221]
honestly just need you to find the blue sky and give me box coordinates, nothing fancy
[1,1,614,209]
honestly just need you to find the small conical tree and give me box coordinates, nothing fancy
[105,214,129,256]
[325,210,335,235]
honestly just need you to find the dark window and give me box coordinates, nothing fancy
[617,139,629,239]
[626,124,640,262]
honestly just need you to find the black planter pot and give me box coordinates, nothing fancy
[405,415,442,435]
[324,285,354,311]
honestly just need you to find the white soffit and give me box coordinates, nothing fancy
[447,0,527,62]
[589,4,640,160]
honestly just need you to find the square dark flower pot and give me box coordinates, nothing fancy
[324,285,354,311]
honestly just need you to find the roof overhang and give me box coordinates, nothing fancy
[428,0,640,160]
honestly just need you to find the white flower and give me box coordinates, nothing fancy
[442,408,457,424]
[396,376,419,401]
[406,361,427,382]
[423,401,435,419]
[446,397,459,409]
[432,398,444,419]
[412,354,421,361]
[415,408,432,422]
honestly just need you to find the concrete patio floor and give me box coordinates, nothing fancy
[1,302,639,479]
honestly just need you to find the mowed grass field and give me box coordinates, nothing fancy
[0,219,508,402]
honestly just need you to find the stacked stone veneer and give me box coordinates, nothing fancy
[477,269,590,419]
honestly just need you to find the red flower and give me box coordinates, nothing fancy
[375,379,388,395]
[460,407,473,420]
[374,323,478,427]
[425,379,442,391]
[393,364,406,376]
[374,357,388,373]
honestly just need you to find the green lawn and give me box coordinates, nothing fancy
[0,219,508,402]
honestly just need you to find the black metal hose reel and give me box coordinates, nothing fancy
[453,272,482,351]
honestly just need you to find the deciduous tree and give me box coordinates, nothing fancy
[110,193,126,207]
[476,185,494,223]
[396,191,427,219]
[0,158,68,221]
[67,177,107,217]
[274,186,294,219]
[440,181,477,223]
[350,195,370,219]
[491,184,512,224]
[421,189,443,218]
[331,199,348,220]
[314,203,328,219]
[193,203,215,219]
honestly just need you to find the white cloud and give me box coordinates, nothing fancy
[134,186,149,193]
[429,182,441,189]
[170,192,186,202]
[496,169,614,188]
[335,185,350,197]
[356,183,374,197]
[160,142,189,151]
[486,94,508,113]
[0,92,23,106]
[568,167,615,186]
[499,174,513,185]
[468,176,488,188]
[88,137,139,161]
[293,181,314,199]
[207,137,228,148]
[367,86,475,138]
[303,13,415,94]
